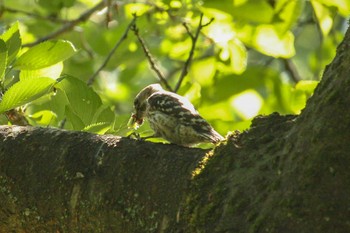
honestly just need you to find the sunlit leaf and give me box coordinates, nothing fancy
[274,0,304,35]
[28,110,57,125]
[168,38,192,59]
[311,1,333,36]
[232,0,274,24]
[228,39,247,74]
[202,0,235,15]
[56,75,103,125]
[230,89,263,119]
[0,21,21,65]
[20,62,63,80]
[316,0,350,17]
[0,39,7,80]
[206,21,235,44]
[295,80,319,93]
[83,122,111,134]
[190,58,216,86]
[14,40,76,70]
[254,25,295,58]
[0,77,56,113]
[289,81,318,114]
[124,3,151,18]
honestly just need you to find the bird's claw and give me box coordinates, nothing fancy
[127,132,143,140]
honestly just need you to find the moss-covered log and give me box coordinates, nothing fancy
[0,127,205,232]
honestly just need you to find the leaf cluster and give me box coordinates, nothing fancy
[0,0,348,136]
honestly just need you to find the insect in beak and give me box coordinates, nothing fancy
[127,113,144,129]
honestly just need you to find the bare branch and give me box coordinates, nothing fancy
[1,6,69,23]
[87,16,138,86]
[22,1,106,47]
[281,58,301,83]
[131,21,173,92]
[183,22,194,39]
[174,13,214,93]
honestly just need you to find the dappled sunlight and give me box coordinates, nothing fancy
[230,90,263,120]
[98,70,129,102]
[254,25,295,58]
[208,23,235,45]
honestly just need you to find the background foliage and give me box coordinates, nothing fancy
[0,0,348,138]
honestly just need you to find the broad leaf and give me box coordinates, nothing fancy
[20,62,63,80]
[269,0,304,36]
[232,0,274,24]
[14,40,76,70]
[311,1,333,36]
[28,110,57,125]
[65,105,85,130]
[56,76,103,125]
[253,25,295,58]
[83,122,111,134]
[0,22,21,65]
[0,77,56,113]
[0,39,7,80]
[228,39,247,74]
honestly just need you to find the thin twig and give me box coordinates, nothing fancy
[87,16,138,86]
[2,6,70,23]
[22,1,106,47]
[281,58,301,83]
[174,13,214,93]
[131,21,173,91]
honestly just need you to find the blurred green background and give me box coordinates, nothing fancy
[0,0,349,137]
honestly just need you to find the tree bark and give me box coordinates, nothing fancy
[1,26,350,233]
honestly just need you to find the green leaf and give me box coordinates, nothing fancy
[28,110,57,125]
[289,81,318,114]
[311,1,333,36]
[20,62,63,80]
[232,0,274,24]
[90,104,114,125]
[274,0,304,35]
[253,25,295,58]
[56,76,104,125]
[190,58,216,86]
[13,40,76,70]
[202,0,235,16]
[0,22,21,65]
[0,39,8,80]
[228,39,247,74]
[295,80,318,94]
[38,0,76,12]
[317,0,350,17]
[65,105,85,130]
[83,122,111,134]
[0,77,56,113]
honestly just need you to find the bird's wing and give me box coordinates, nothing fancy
[147,92,218,137]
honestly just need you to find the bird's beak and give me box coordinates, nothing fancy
[127,113,144,129]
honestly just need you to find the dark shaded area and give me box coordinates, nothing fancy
[182,26,350,233]
[0,127,205,232]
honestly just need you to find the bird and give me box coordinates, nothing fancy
[128,83,224,146]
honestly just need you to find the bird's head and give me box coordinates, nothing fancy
[128,84,163,129]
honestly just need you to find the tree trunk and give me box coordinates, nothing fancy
[1,26,350,233]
